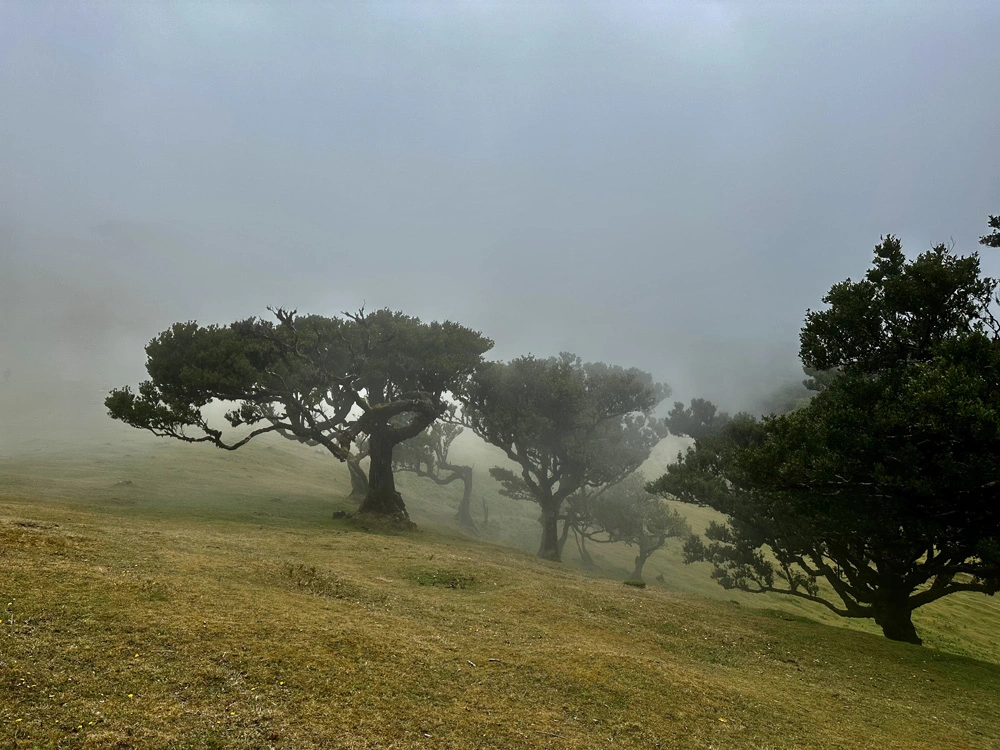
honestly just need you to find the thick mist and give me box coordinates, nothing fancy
[2,2,999,451]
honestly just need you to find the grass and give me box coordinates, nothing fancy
[2,425,1000,748]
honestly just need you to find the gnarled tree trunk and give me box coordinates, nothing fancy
[346,452,369,499]
[631,538,663,581]
[455,467,475,529]
[537,500,561,561]
[631,553,649,581]
[558,510,573,555]
[358,430,408,518]
[874,593,921,645]
[574,528,596,569]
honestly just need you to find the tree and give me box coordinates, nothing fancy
[276,403,477,526]
[665,398,730,440]
[653,227,1000,644]
[571,473,690,581]
[461,353,668,561]
[373,406,477,529]
[980,214,1000,248]
[106,308,492,521]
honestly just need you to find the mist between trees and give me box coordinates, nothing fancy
[105,214,1000,645]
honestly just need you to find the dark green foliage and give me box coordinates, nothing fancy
[665,398,730,439]
[980,214,1000,248]
[801,365,838,393]
[654,221,1000,644]
[107,308,492,520]
[799,235,998,372]
[461,353,668,561]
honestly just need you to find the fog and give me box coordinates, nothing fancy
[2,2,999,447]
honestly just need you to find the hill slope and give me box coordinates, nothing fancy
[2,431,999,748]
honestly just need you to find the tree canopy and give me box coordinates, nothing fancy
[461,353,668,561]
[665,398,731,440]
[980,214,1000,248]
[653,227,1000,644]
[106,308,492,520]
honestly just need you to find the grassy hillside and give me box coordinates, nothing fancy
[2,427,1000,748]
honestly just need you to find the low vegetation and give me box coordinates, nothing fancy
[2,434,999,749]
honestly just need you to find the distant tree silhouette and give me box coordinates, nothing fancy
[461,353,668,561]
[569,473,690,581]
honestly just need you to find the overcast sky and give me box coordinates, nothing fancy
[2,1,998,416]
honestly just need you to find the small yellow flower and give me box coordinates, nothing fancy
[718,717,728,723]
[128,693,134,699]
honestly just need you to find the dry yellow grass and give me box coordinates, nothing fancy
[2,431,999,748]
